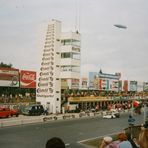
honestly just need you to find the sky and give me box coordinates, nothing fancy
[0,0,148,82]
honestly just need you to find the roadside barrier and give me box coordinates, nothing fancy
[94,112,102,116]
[63,114,76,119]
[43,116,53,122]
[79,112,86,117]
[43,114,76,122]
[54,116,57,120]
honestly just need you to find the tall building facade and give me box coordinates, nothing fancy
[60,32,81,90]
[36,20,81,113]
[36,20,61,113]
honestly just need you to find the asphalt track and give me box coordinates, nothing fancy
[0,113,143,148]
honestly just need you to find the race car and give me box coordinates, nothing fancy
[102,110,120,119]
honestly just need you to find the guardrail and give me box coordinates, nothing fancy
[43,112,102,122]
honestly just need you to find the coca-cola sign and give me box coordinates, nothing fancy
[20,70,36,88]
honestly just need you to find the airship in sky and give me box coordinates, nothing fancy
[114,24,127,29]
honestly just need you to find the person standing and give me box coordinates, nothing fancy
[128,115,135,139]
[116,133,133,148]
[99,136,113,148]
[128,115,135,125]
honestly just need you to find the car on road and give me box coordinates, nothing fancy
[10,108,19,117]
[22,104,44,116]
[102,110,120,119]
[0,107,19,118]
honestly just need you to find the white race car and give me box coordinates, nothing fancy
[102,110,120,119]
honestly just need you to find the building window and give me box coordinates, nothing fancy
[72,39,80,46]
[72,47,80,52]
[61,39,71,45]
[61,39,80,47]
[61,52,80,60]
[61,52,71,58]
[72,52,80,60]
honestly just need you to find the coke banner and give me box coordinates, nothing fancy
[20,70,36,88]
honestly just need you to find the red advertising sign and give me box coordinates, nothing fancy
[20,70,36,88]
[123,80,128,92]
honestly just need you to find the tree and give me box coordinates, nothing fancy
[0,62,13,68]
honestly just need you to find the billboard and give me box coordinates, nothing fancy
[144,82,148,92]
[99,79,109,90]
[89,72,98,89]
[118,80,122,91]
[81,77,88,89]
[123,80,128,92]
[129,81,137,91]
[110,80,119,91]
[71,79,79,89]
[20,70,36,88]
[0,67,19,87]
[137,81,143,92]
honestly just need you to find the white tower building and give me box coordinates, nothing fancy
[36,20,61,114]
[36,20,81,113]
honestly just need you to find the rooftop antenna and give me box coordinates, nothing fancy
[75,0,80,33]
[78,0,81,32]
